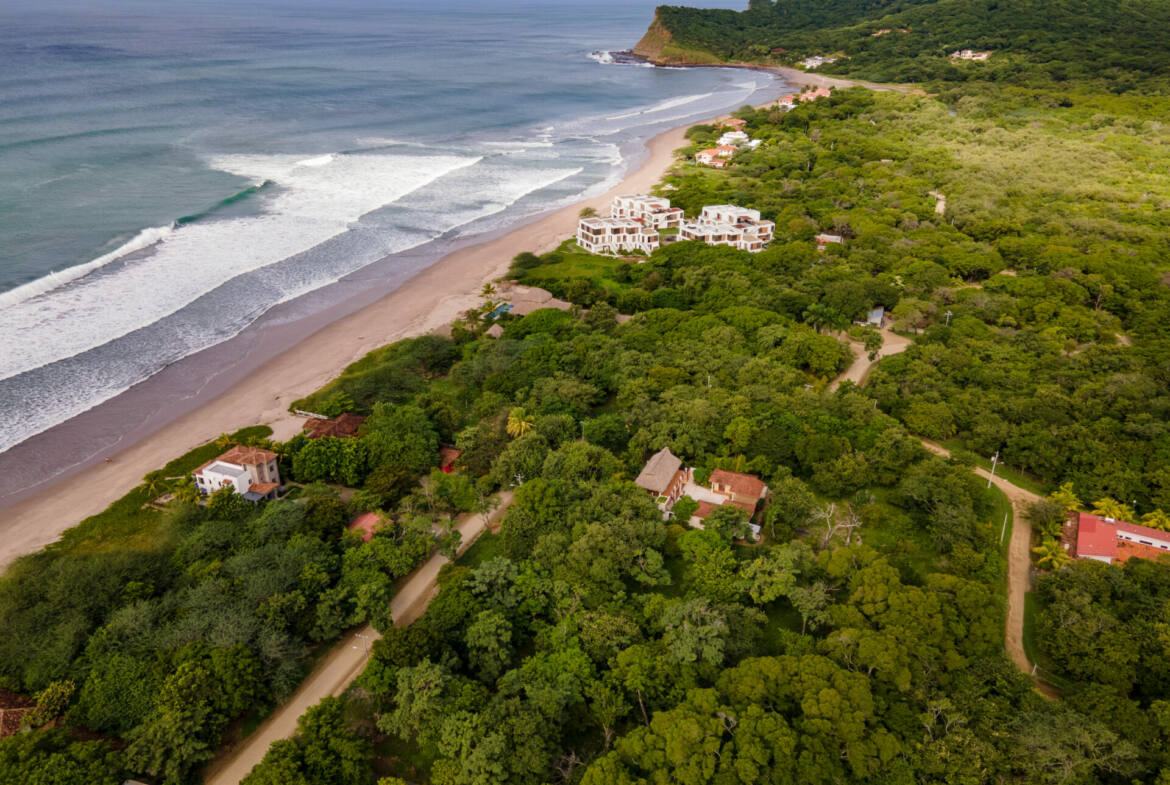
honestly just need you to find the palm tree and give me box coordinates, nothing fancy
[214,432,234,449]
[1141,509,1170,532]
[506,407,533,439]
[142,470,168,497]
[1047,482,1081,514]
[1032,539,1071,570]
[480,282,498,299]
[1091,497,1136,522]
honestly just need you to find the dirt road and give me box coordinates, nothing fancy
[203,491,513,785]
[829,328,912,391]
[837,331,1055,696]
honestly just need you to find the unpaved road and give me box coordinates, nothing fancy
[829,328,912,391]
[203,491,513,785]
[840,332,1056,697]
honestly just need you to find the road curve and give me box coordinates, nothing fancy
[203,491,514,785]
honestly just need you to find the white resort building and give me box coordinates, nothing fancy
[611,195,684,229]
[678,205,775,253]
[576,217,660,255]
[193,445,281,501]
[576,196,774,256]
[717,130,750,147]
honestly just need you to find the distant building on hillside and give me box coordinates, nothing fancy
[815,233,844,251]
[720,118,747,130]
[576,217,660,255]
[193,445,281,501]
[799,55,838,69]
[304,413,366,439]
[1063,511,1170,564]
[798,86,833,102]
[950,49,991,61]
[611,194,684,229]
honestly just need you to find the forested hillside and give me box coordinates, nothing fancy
[640,0,1170,86]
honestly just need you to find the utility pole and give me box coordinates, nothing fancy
[1000,512,1009,544]
[987,451,999,488]
[513,473,524,487]
[945,310,953,326]
[354,632,370,657]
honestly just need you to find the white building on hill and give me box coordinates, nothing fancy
[194,445,281,501]
[717,130,750,147]
[677,204,775,252]
[611,195,684,229]
[576,217,660,255]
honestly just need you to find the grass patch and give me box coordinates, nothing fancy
[457,530,501,568]
[516,240,632,294]
[373,732,438,783]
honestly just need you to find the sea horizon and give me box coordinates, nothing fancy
[0,0,787,500]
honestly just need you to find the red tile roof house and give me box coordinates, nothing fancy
[304,413,366,439]
[1063,511,1170,564]
[634,448,769,539]
[193,445,281,502]
[720,117,747,130]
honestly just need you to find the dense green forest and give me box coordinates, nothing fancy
[641,0,1170,87]
[5,4,1170,784]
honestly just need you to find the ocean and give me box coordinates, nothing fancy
[0,0,784,473]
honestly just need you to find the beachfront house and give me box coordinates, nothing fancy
[815,233,844,251]
[776,94,798,110]
[678,204,775,253]
[193,445,281,501]
[720,118,747,130]
[576,217,660,255]
[1062,511,1170,564]
[611,194,684,229]
[695,145,739,168]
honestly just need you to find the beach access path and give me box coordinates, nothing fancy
[0,122,690,571]
[203,491,513,785]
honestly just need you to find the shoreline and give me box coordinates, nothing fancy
[0,122,694,570]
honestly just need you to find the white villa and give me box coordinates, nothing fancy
[576,217,660,255]
[678,205,775,253]
[800,55,838,69]
[717,130,750,147]
[194,445,281,501]
[611,195,684,229]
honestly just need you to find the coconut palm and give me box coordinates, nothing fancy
[1140,509,1170,531]
[214,432,235,449]
[1047,481,1081,513]
[1091,497,1136,522]
[1032,538,1071,570]
[506,407,533,439]
[142,470,168,496]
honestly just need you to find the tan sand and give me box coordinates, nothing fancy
[0,124,689,571]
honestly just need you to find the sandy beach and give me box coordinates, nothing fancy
[0,123,691,570]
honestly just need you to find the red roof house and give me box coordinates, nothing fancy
[1066,511,1170,564]
[304,413,366,439]
[348,512,385,542]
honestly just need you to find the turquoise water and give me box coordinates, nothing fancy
[0,0,782,453]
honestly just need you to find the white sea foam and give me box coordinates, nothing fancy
[0,224,176,310]
[0,151,480,380]
[588,50,615,65]
[0,160,586,454]
[605,92,713,121]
